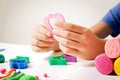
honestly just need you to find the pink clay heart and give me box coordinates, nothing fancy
[44,13,65,35]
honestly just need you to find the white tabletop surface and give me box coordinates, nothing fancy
[0,42,120,80]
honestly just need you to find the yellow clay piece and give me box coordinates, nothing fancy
[114,57,120,76]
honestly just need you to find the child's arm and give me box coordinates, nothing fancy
[90,21,112,38]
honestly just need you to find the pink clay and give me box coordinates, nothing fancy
[43,13,65,35]
[105,37,120,58]
[0,68,7,74]
[95,53,114,75]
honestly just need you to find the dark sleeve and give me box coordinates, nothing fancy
[101,2,120,37]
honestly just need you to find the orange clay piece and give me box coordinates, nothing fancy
[0,68,16,79]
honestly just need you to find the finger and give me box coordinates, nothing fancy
[31,39,54,47]
[31,45,52,52]
[59,43,80,56]
[32,31,54,42]
[35,24,48,34]
[55,22,87,34]
[53,28,86,43]
[35,24,52,37]
[53,35,83,51]
[59,44,86,59]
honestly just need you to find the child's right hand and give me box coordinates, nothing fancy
[53,22,106,60]
[31,24,59,52]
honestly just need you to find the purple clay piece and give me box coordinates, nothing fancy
[63,54,77,62]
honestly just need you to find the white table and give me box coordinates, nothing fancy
[0,42,120,80]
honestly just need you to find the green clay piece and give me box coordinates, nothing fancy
[16,56,30,64]
[6,73,25,80]
[9,56,30,64]
[20,75,37,80]
[0,54,5,63]
[48,56,67,65]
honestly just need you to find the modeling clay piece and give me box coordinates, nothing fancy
[0,54,5,63]
[0,68,7,74]
[10,59,28,69]
[48,56,67,65]
[2,71,16,80]
[0,68,16,79]
[20,75,37,80]
[10,71,21,77]
[63,54,77,62]
[44,13,65,35]
[114,57,120,76]
[35,76,41,80]
[95,53,114,75]
[43,73,49,78]
[0,48,6,52]
[16,56,30,64]
[9,56,30,69]
[7,73,25,80]
[105,36,120,58]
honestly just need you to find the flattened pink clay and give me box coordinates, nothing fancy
[43,13,65,35]
[95,53,114,75]
[105,37,120,58]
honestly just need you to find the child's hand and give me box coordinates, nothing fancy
[31,24,59,52]
[53,22,106,60]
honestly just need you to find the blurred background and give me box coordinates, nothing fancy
[0,0,119,45]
